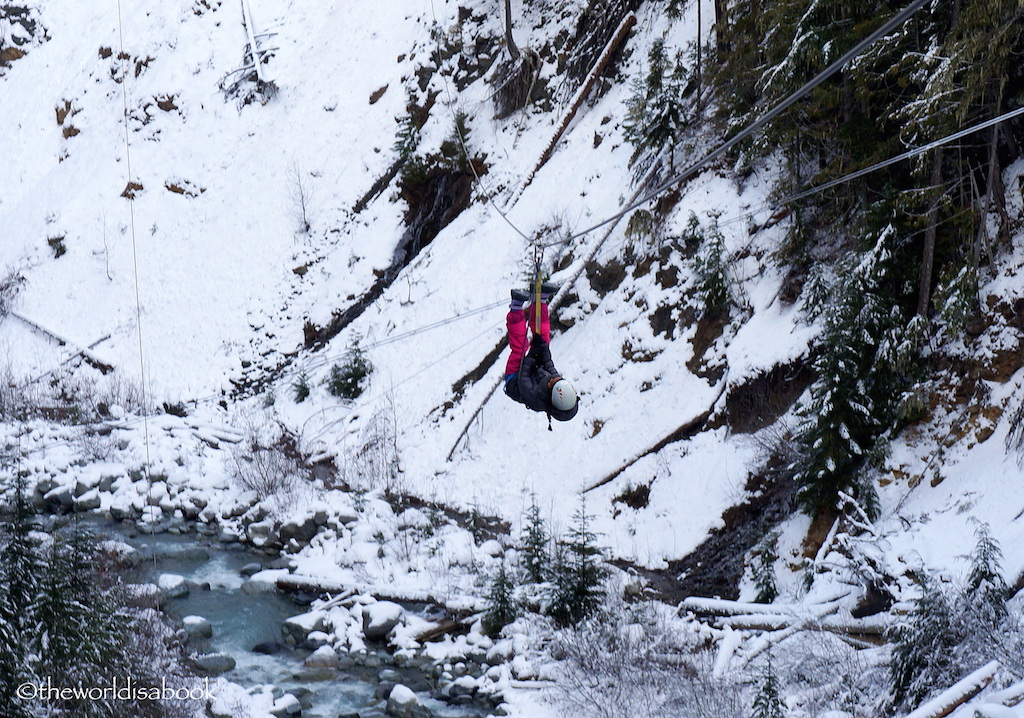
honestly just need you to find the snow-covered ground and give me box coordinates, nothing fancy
[4,0,1024,716]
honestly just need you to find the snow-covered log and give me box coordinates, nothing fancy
[680,591,851,618]
[903,661,1000,718]
[276,574,487,614]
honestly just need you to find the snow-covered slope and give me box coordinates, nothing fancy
[5,0,1024,714]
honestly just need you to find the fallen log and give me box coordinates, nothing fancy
[904,660,999,718]
[275,574,487,615]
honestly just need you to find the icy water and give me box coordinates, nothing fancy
[79,516,483,718]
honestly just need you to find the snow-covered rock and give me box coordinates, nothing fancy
[362,601,405,641]
[282,610,330,645]
[385,684,419,718]
[183,615,213,640]
[158,573,189,599]
[304,644,339,668]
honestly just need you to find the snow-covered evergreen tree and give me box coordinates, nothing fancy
[889,576,961,710]
[520,493,550,584]
[962,522,1009,626]
[483,558,519,638]
[793,231,908,516]
[548,503,606,628]
[750,658,786,718]
[0,472,40,718]
[752,531,779,604]
[623,38,690,172]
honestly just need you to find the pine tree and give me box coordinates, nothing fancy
[751,658,786,718]
[889,576,962,710]
[962,522,1009,626]
[483,559,519,638]
[547,503,606,627]
[752,532,779,604]
[693,213,731,318]
[623,38,691,172]
[327,338,372,400]
[793,230,911,517]
[519,494,549,584]
[0,472,41,718]
[33,525,134,718]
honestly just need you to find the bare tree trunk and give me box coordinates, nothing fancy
[714,0,729,53]
[917,149,943,318]
[504,0,520,61]
[985,78,1010,245]
[695,0,703,116]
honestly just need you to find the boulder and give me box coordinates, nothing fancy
[386,684,419,718]
[73,488,102,511]
[304,644,339,669]
[362,601,405,641]
[183,615,213,641]
[270,693,302,717]
[279,516,318,544]
[158,573,190,599]
[252,640,288,655]
[242,568,289,595]
[281,610,329,645]
[191,652,235,675]
[43,485,74,513]
[239,562,263,577]
[301,630,330,649]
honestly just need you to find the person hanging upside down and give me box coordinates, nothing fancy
[503,283,579,422]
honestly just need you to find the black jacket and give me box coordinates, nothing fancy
[505,336,578,422]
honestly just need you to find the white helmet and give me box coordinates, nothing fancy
[551,379,577,411]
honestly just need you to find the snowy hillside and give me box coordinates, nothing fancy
[4,0,1024,716]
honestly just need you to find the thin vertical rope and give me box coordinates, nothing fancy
[114,0,157,594]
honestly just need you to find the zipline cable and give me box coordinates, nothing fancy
[115,0,159,600]
[560,0,931,244]
[427,0,532,243]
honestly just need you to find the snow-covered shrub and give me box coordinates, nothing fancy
[339,398,401,494]
[231,428,307,507]
[550,596,700,718]
[0,264,24,315]
[326,340,372,400]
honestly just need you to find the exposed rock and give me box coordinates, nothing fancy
[242,568,289,594]
[301,630,330,649]
[239,561,263,577]
[253,640,288,654]
[43,485,73,513]
[72,487,101,510]
[270,693,302,717]
[279,516,318,544]
[191,652,235,675]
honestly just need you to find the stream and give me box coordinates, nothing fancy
[78,516,488,718]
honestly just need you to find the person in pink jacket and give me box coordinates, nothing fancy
[503,284,579,422]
